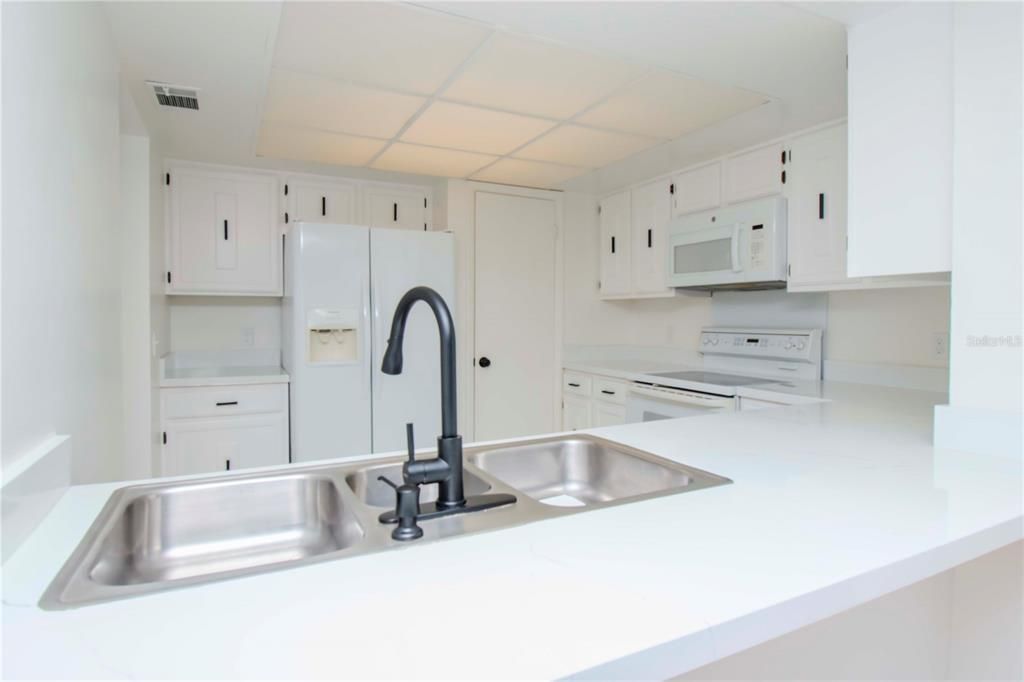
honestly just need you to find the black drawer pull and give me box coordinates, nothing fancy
[215,401,238,407]
[223,219,228,240]
[647,228,652,248]
[601,390,616,395]
[568,382,581,388]
[321,196,327,217]
[226,459,231,471]
[611,236,616,254]
[393,202,398,222]
[818,193,825,220]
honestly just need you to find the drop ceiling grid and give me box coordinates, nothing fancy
[259,2,775,185]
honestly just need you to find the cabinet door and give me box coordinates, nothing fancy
[787,124,849,287]
[162,413,288,477]
[364,186,429,230]
[562,395,592,431]
[598,191,631,296]
[288,180,355,224]
[673,162,721,216]
[723,143,784,203]
[168,168,281,295]
[592,402,626,427]
[630,179,673,294]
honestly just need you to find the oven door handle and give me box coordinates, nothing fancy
[629,384,733,409]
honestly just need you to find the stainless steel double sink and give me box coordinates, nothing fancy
[41,435,730,609]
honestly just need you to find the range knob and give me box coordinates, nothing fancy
[702,337,710,346]
[796,340,806,350]
[711,337,719,346]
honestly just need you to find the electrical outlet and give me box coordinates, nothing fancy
[241,327,256,348]
[931,331,949,359]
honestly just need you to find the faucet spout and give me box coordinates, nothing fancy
[381,286,457,438]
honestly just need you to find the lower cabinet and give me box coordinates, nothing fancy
[561,370,628,430]
[161,383,289,476]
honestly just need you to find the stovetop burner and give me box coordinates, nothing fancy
[648,371,780,387]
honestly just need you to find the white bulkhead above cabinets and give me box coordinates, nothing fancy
[165,161,432,296]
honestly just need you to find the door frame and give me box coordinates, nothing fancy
[446,180,564,443]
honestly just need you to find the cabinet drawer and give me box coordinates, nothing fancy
[162,384,287,420]
[563,371,592,397]
[593,377,628,404]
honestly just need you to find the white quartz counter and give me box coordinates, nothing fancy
[160,365,289,388]
[3,380,1021,679]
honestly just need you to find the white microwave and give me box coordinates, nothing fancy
[666,196,788,290]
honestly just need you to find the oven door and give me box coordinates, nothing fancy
[625,383,736,423]
[667,224,742,288]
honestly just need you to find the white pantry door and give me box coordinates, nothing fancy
[474,192,558,441]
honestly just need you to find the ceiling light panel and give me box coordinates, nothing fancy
[577,70,768,139]
[273,3,490,95]
[514,125,661,168]
[262,69,425,139]
[371,143,497,178]
[401,101,556,155]
[472,158,587,189]
[257,123,386,167]
[443,33,645,119]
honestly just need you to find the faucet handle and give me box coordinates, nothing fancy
[405,422,415,463]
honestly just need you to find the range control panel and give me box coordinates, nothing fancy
[699,328,821,363]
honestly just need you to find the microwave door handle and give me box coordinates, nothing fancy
[730,224,742,272]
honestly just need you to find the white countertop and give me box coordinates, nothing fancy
[3,379,1021,679]
[160,365,290,388]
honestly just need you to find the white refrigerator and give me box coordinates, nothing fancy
[283,223,455,462]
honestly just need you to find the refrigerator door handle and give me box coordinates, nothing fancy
[363,282,372,401]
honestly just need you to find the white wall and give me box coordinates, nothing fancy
[168,297,281,353]
[1,2,124,483]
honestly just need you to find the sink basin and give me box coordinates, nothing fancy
[42,435,729,609]
[42,472,363,608]
[468,437,728,507]
[345,462,491,507]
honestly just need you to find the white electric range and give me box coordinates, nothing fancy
[625,328,823,422]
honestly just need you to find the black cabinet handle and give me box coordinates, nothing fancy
[215,401,238,407]
[818,193,825,220]
[568,382,581,388]
[601,389,615,395]
[478,356,491,368]
[223,219,228,240]
[321,196,326,217]
[647,228,652,248]
[226,459,231,471]
[393,202,398,222]
[611,236,616,254]
[781,170,786,184]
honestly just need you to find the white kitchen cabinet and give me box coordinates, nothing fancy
[364,185,430,231]
[286,178,356,224]
[847,3,953,278]
[592,402,627,427]
[562,394,592,431]
[723,142,785,204]
[629,179,673,295]
[598,191,632,296]
[160,383,289,476]
[672,162,721,217]
[166,166,281,295]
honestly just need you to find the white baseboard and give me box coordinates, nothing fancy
[2,435,72,563]
[934,405,1023,458]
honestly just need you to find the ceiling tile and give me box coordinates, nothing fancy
[262,69,425,140]
[401,101,556,155]
[514,125,660,168]
[371,143,497,178]
[256,123,385,167]
[576,70,768,139]
[472,158,587,189]
[443,33,644,119]
[273,3,490,96]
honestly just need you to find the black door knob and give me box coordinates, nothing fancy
[478,356,491,368]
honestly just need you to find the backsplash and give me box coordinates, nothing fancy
[168,297,281,353]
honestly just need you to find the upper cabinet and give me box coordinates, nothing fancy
[599,182,675,299]
[672,162,721,217]
[723,142,785,204]
[847,3,953,278]
[286,177,356,225]
[598,191,631,297]
[364,184,430,231]
[166,166,282,296]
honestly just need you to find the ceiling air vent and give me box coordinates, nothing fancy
[147,81,199,110]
